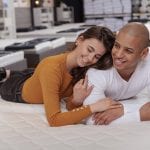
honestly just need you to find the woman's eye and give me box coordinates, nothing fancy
[88,48,92,52]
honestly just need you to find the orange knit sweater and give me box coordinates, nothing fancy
[22,53,92,126]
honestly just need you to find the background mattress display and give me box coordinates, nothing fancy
[0,88,150,150]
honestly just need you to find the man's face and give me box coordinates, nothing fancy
[112,31,145,75]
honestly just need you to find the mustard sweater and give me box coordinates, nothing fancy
[22,53,92,126]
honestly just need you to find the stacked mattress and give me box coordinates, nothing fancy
[56,28,86,37]
[0,37,67,68]
[0,51,24,67]
[0,38,32,70]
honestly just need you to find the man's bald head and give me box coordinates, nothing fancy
[118,22,149,50]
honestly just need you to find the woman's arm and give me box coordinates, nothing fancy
[39,65,120,126]
[66,75,94,110]
[39,64,93,126]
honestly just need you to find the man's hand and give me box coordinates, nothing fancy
[72,75,93,105]
[93,105,124,125]
[140,102,150,121]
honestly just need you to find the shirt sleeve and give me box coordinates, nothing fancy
[120,79,150,115]
[83,68,107,105]
[119,99,142,122]
[38,64,92,126]
[146,85,150,97]
[83,69,107,125]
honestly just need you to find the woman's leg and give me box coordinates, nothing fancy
[0,67,7,81]
[0,68,34,103]
[0,67,11,82]
[0,68,11,89]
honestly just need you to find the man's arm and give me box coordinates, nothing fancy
[93,103,124,125]
[93,99,150,125]
[83,69,123,125]
[140,85,150,121]
[140,102,150,121]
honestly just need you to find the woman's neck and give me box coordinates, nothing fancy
[66,52,78,72]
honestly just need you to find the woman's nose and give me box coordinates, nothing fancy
[88,54,94,62]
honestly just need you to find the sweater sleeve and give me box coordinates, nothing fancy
[38,64,92,126]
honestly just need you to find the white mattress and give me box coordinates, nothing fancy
[51,37,66,48]
[55,28,86,37]
[0,51,24,67]
[0,38,33,50]
[17,23,85,37]
[17,23,85,42]
[0,37,66,54]
[0,89,150,150]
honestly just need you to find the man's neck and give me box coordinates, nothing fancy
[117,70,134,81]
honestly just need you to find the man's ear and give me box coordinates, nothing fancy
[141,47,149,60]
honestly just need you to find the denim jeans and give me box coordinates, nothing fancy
[0,68,34,103]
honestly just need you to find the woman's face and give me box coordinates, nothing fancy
[75,37,106,67]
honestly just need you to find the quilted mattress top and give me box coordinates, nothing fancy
[0,89,150,150]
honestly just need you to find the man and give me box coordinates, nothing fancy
[83,22,150,125]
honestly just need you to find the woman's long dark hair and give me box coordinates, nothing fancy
[70,26,115,85]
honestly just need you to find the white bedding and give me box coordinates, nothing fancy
[0,88,150,150]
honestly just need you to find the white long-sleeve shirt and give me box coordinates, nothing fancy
[84,52,150,125]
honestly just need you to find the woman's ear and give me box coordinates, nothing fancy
[141,47,149,60]
[76,36,84,45]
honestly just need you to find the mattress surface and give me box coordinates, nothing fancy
[0,88,150,150]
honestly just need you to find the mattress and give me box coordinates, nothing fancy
[56,28,86,37]
[0,51,24,67]
[17,23,85,38]
[0,39,33,51]
[0,88,150,150]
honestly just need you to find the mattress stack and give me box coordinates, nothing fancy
[56,28,86,37]
[0,37,67,68]
[0,39,29,70]
[0,51,24,67]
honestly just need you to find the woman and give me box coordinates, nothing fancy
[0,26,120,126]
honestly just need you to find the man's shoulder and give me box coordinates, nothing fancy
[86,68,114,86]
[87,67,113,75]
[86,68,113,80]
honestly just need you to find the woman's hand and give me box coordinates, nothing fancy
[72,75,94,105]
[90,98,122,113]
